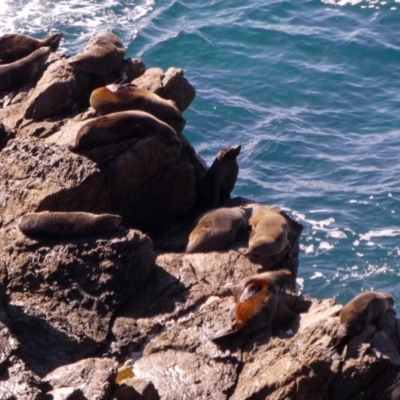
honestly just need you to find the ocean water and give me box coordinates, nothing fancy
[2,0,400,304]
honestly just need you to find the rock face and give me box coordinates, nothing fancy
[0,33,399,399]
[0,223,155,375]
[133,67,196,112]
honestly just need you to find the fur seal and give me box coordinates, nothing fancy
[186,207,248,253]
[18,211,122,240]
[210,269,294,341]
[0,32,62,64]
[69,31,125,76]
[89,84,185,133]
[0,46,51,91]
[245,211,290,264]
[74,110,180,151]
[196,145,241,208]
[327,291,395,357]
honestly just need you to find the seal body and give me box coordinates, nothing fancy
[328,291,395,357]
[196,145,241,208]
[89,84,185,133]
[186,207,248,253]
[0,32,62,64]
[69,31,125,76]
[18,211,122,239]
[74,110,180,151]
[0,46,51,91]
[245,211,289,264]
[232,269,293,334]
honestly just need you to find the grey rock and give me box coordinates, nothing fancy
[44,357,118,400]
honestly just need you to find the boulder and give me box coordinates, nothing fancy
[43,357,118,400]
[133,67,196,112]
[1,223,155,375]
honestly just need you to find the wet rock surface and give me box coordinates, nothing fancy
[0,29,399,400]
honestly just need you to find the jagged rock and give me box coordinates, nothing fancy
[0,138,112,226]
[133,67,196,112]
[69,31,125,76]
[43,357,118,400]
[48,120,197,233]
[0,355,44,400]
[24,58,91,120]
[0,120,14,150]
[24,56,145,121]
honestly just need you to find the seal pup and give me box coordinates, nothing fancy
[89,83,185,132]
[0,46,51,91]
[74,110,180,151]
[210,269,294,341]
[18,211,122,240]
[0,32,62,64]
[186,207,248,253]
[327,291,395,358]
[245,211,290,264]
[69,31,125,76]
[196,145,241,208]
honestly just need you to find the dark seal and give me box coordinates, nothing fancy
[196,145,241,208]
[327,291,395,358]
[186,207,248,253]
[18,211,122,240]
[0,46,51,91]
[74,110,180,151]
[0,32,62,64]
[89,83,185,133]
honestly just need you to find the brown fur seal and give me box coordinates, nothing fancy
[186,207,248,253]
[245,211,290,264]
[18,211,122,240]
[74,110,180,151]
[68,31,125,76]
[0,32,62,64]
[327,291,395,357]
[0,46,51,91]
[196,145,241,208]
[89,83,185,133]
[210,269,294,341]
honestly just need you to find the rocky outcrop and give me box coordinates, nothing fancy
[0,223,155,375]
[133,67,196,112]
[0,29,399,400]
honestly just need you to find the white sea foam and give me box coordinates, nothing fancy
[360,229,400,241]
[310,272,324,279]
[319,241,333,250]
[327,230,347,239]
[0,0,155,51]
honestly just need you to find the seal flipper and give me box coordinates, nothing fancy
[208,327,239,342]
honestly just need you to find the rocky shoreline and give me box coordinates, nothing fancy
[0,31,400,399]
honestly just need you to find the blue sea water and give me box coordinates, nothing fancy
[2,0,400,304]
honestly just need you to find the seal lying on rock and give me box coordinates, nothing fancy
[186,207,248,253]
[0,46,51,91]
[69,31,125,76]
[210,269,295,341]
[74,110,180,151]
[245,211,290,264]
[0,32,62,64]
[196,145,241,208]
[327,291,395,358]
[89,83,185,133]
[18,211,122,239]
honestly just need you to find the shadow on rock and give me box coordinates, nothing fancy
[7,304,94,377]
